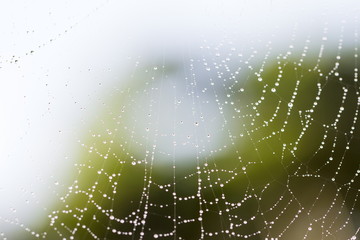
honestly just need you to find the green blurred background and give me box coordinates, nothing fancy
[37,47,360,240]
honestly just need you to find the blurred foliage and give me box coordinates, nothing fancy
[42,49,360,240]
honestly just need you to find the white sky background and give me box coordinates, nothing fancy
[0,0,359,235]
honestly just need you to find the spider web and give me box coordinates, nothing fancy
[1,2,360,240]
[40,20,360,240]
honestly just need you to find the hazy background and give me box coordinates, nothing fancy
[0,0,359,238]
